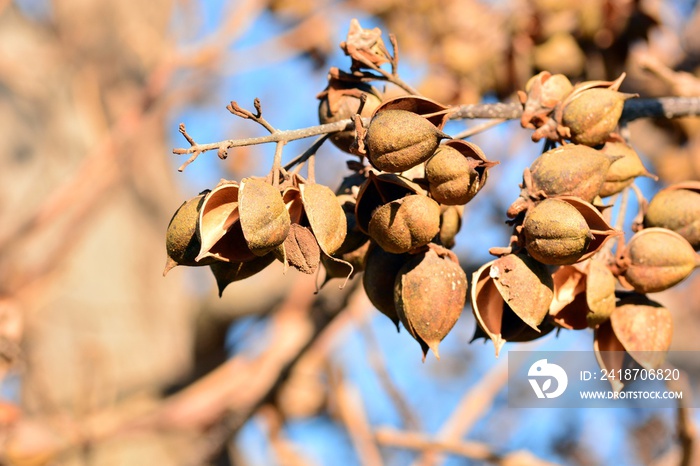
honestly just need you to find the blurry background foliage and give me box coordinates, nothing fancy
[0,0,699,465]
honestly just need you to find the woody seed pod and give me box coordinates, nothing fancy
[644,183,700,250]
[366,109,449,172]
[164,191,213,275]
[598,141,653,197]
[562,88,631,146]
[529,144,620,202]
[368,194,441,253]
[621,228,700,293]
[523,198,593,265]
[239,177,291,256]
[395,247,466,359]
[425,140,496,205]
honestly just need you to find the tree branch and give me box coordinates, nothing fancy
[172,97,700,165]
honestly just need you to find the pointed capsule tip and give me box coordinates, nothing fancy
[163,257,178,277]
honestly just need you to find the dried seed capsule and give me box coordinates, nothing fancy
[562,88,631,146]
[239,177,291,256]
[164,191,213,275]
[366,109,449,172]
[395,247,467,359]
[523,198,592,265]
[438,205,463,249]
[425,140,496,205]
[470,255,553,356]
[621,228,700,293]
[644,183,700,250]
[610,293,673,369]
[368,194,441,254]
[529,144,619,202]
[598,141,653,197]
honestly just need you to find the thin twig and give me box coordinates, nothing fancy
[452,118,508,140]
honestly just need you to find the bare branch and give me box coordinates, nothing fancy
[173,97,700,170]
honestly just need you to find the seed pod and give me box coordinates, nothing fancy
[438,204,463,249]
[355,172,421,233]
[598,141,654,197]
[239,177,290,256]
[368,194,441,253]
[366,109,449,172]
[210,255,276,297]
[529,144,620,202]
[300,182,347,256]
[644,182,700,250]
[523,197,618,265]
[425,140,497,205]
[196,181,258,264]
[164,191,213,275]
[470,254,554,356]
[585,258,616,328]
[362,244,409,330]
[610,293,673,369]
[523,199,592,265]
[621,228,700,293]
[395,247,466,359]
[549,258,616,329]
[562,88,632,146]
[318,79,382,153]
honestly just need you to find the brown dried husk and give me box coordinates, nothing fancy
[362,243,409,330]
[239,177,291,256]
[209,255,276,297]
[395,247,466,360]
[354,172,421,233]
[610,293,672,370]
[164,191,213,275]
[372,95,451,129]
[425,140,497,205]
[490,254,553,330]
[644,182,700,250]
[196,181,258,263]
[562,88,631,146]
[300,182,347,256]
[594,320,630,393]
[549,265,588,329]
[368,194,441,254]
[621,228,699,293]
[529,144,619,202]
[275,224,321,274]
[598,141,654,197]
[470,256,553,356]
